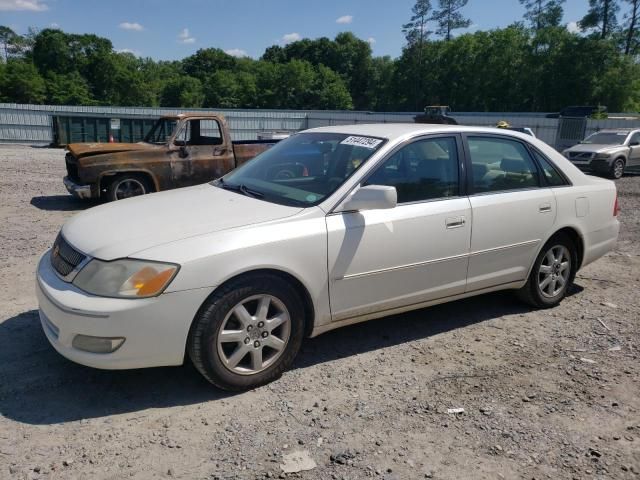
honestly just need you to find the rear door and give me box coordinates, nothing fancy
[171,118,234,187]
[326,135,471,321]
[463,134,557,291]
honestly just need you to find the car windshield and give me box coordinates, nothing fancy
[214,132,386,207]
[144,118,179,144]
[582,132,628,145]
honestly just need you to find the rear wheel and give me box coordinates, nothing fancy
[517,233,577,308]
[106,174,153,201]
[187,274,305,391]
[608,158,625,180]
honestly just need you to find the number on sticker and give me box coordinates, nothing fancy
[340,136,383,149]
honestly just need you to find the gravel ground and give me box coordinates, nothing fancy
[0,144,639,480]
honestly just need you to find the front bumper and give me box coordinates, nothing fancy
[36,250,215,370]
[63,176,94,199]
[569,159,611,173]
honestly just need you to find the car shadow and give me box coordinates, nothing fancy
[0,285,583,425]
[30,195,98,212]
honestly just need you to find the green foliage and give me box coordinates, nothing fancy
[519,0,566,30]
[432,0,472,40]
[0,17,638,113]
[160,76,204,108]
[580,0,620,38]
[0,60,46,103]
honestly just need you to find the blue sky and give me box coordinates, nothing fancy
[1,0,633,60]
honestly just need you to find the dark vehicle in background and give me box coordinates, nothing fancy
[414,106,458,125]
[63,113,280,202]
[562,128,640,179]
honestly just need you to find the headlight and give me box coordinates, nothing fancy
[73,259,179,298]
[594,152,611,160]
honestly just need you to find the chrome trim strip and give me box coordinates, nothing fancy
[337,239,540,281]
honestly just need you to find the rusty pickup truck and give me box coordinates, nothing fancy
[63,113,281,201]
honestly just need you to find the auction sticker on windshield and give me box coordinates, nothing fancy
[340,136,383,149]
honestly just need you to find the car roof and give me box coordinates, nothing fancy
[304,123,532,141]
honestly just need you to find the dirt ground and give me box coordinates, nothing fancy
[0,144,638,480]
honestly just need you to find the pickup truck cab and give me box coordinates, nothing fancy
[63,113,278,201]
[562,128,640,179]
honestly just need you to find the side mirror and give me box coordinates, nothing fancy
[337,185,397,212]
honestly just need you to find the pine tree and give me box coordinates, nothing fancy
[519,0,566,31]
[402,0,433,46]
[431,0,471,41]
[623,0,639,54]
[579,0,620,39]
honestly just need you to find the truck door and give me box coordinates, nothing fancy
[170,118,234,188]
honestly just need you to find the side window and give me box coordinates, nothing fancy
[365,137,459,203]
[630,132,640,145]
[174,121,191,145]
[532,149,568,187]
[197,119,223,145]
[467,136,539,193]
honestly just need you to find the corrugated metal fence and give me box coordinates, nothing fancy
[1,103,639,148]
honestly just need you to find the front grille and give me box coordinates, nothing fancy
[569,152,593,161]
[51,234,86,278]
[65,153,79,180]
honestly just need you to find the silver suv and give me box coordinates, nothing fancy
[562,129,640,179]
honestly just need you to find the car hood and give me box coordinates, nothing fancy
[67,142,155,158]
[61,184,303,260]
[567,143,626,154]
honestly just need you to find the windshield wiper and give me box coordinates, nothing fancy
[218,178,264,199]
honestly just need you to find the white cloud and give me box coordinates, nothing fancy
[225,48,248,58]
[567,21,580,33]
[282,32,301,44]
[0,0,48,11]
[367,37,376,45]
[49,22,59,28]
[119,21,144,32]
[116,48,141,56]
[178,28,196,44]
[336,15,353,25]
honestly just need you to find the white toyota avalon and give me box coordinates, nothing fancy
[36,124,620,390]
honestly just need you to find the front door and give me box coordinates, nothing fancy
[171,118,234,188]
[464,135,557,291]
[627,131,640,169]
[326,135,471,322]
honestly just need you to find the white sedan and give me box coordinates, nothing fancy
[36,124,620,390]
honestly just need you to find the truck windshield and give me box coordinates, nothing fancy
[582,132,628,145]
[144,118,178,144]
[215,132,386,207]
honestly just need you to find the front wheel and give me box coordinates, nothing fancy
[517,234,577,308]
[106,174,153,202]
[608,158,625,180]
[187,274,305,391]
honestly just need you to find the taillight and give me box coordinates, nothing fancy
[613,193,620,217]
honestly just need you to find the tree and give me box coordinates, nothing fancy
[431,0,471,41]
[313,65,353,109]
[0,60,46,103]
[519,0,566,30]
[579,0,620,39]
[402,0,433,46]
[623,0,640,55]
[160,76,204,107]
[45,71,93,105]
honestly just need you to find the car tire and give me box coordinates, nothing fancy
[187,274,305,391]
[106,174,153,202]
[608,158,625,180]
[517,233,577,308]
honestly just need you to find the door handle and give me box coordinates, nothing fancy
[539,203,552,213]
[445,216,466,229]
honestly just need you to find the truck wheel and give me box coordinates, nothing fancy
[608,158,625,180]
[517,233,577,308]
[187,274,305,391]
[106,174,153,201]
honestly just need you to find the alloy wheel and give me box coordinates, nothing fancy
[216,294,291,375]
[538,245,571,298]
[114,178,146,199]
